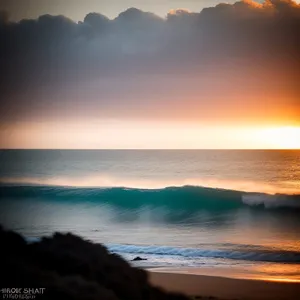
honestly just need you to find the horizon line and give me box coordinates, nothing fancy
[0,148,299,151]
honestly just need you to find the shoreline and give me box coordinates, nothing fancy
[148,268,300,300]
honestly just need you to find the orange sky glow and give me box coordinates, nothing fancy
[0,0,299,149]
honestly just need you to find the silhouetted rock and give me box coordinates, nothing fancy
[132,256,148,261]
[0,225,189,300]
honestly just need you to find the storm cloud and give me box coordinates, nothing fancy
[0,0,299,124]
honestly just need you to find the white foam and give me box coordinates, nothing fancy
[107,244,300,263]
[242,194,300,209]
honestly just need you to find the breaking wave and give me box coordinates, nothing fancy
[0,184,299,210]
[23,237,300,264]
[107,243,300,263]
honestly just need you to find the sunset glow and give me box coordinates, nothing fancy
[0,0,299,150]
[1,122,300,149]
[257,127,300,149]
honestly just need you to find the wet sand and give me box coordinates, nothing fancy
[148,268,300,300]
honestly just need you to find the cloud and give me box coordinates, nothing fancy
[0,0,299,124]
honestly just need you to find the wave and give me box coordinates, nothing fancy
[23,236,300,263]
[107,243,300,263]
[0,184,299,210]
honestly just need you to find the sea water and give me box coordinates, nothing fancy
[0,150,299,282]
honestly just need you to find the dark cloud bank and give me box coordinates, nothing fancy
[0,0,299,122]
[0,226,189,300]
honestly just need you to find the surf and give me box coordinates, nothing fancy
[107,243,300,263]
[23,236,300,263]
[0,184,299,210]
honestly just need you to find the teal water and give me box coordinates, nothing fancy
[0,150,300,281]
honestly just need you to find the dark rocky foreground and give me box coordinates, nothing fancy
[0,226,189,300]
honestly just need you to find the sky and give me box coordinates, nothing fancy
[0,0,299,149]
[0,0,239,21]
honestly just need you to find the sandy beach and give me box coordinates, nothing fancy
[148,268,300,300]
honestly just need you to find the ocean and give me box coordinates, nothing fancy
[0,150,299,282]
